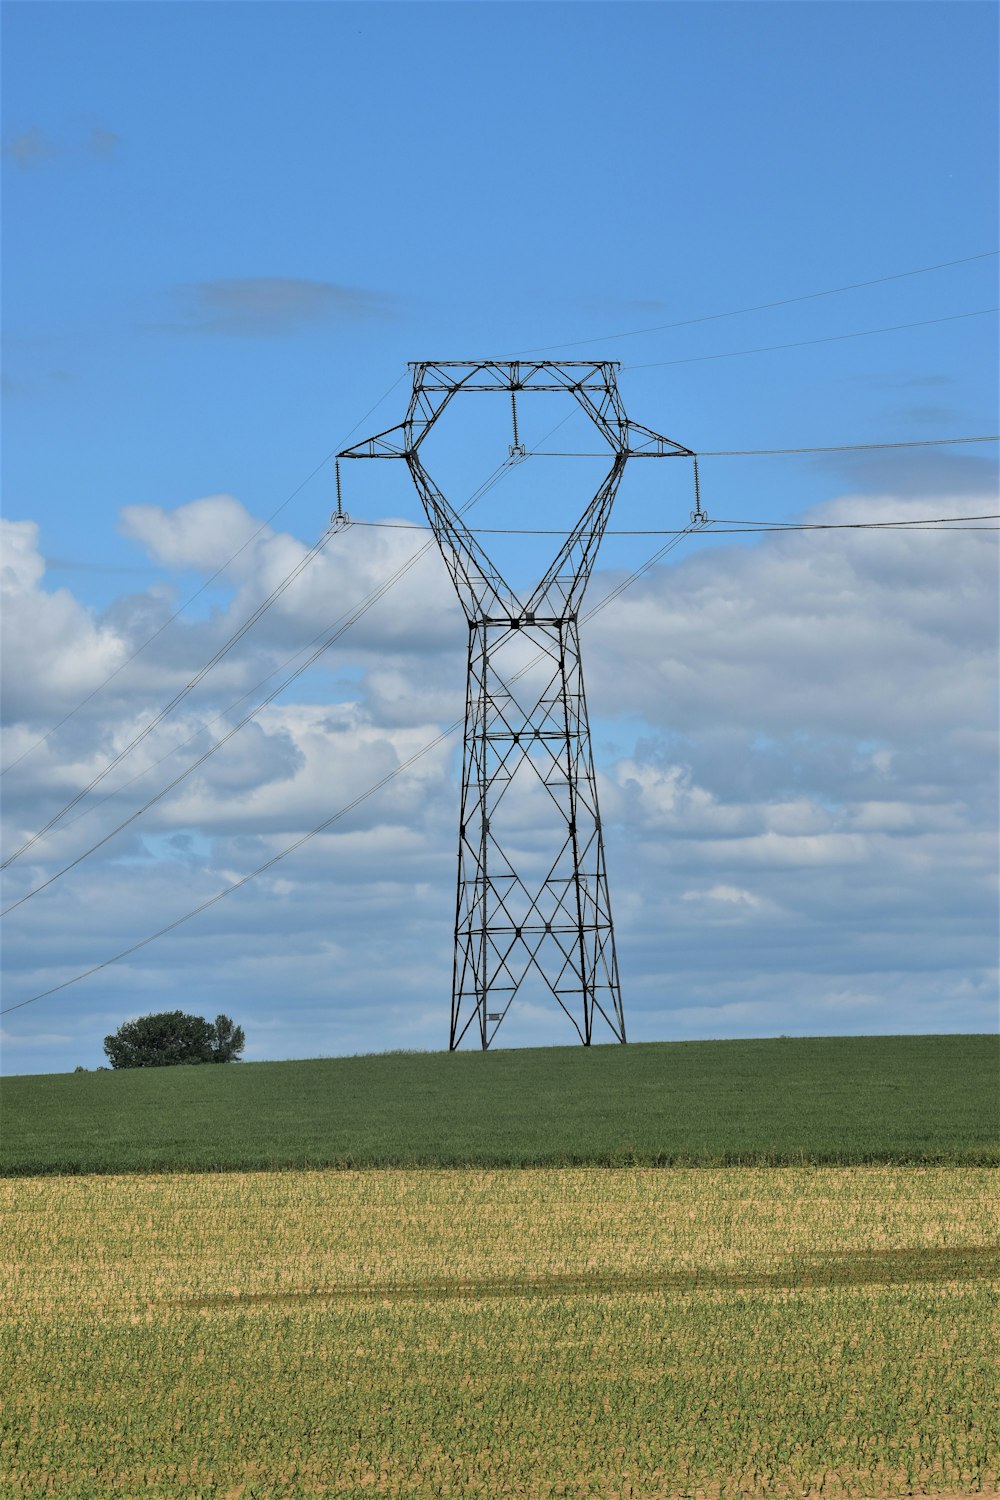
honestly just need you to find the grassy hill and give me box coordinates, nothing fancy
[2,1033,996,1175]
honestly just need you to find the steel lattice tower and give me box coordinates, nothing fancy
[339,361,692,1049]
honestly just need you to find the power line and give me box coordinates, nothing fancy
[639,516,1000,534]
[624,308,998,371]
[346,513,998,537]
[4,270,998,979]
[18,501,992,908]
[696,435,1000,457]
[692,519,997,533]
[0,518,710,1017]
[18,501,982,889]
[2,413,579,904]
[527,435,999,458]
[2,408,596,882]
[5,486,995,1014]
[0,549,432,915]
[6,250,996,785]
[513,250,999,356]
[17,487,475,853]
[0,459,523,912]
[5,423,993,872]
[0,371,408,780]
[0,727,460,1018]
[6,275,995,785]
[1,527,337,868]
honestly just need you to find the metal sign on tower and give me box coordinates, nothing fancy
[339,361,692,1049]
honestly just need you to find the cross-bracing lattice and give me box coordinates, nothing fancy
[339,361,692,1049]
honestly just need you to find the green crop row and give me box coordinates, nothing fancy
[1,1167,997,1497]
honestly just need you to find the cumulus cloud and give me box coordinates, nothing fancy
[586,492,998,747]
[1,485,995,1072]
[0,521,128,726]
[120,495,262,572]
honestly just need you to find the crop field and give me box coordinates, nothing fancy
[3,1034,997,1174]
[1,1167,997,1498]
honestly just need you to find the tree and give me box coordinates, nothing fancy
[103,1010,245,1069]
[210,1014,245,1064]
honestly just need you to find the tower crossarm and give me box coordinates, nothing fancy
[338,367,693,463]
[622,420,695,458]
[337,423,413,460]
[410,360,622,393]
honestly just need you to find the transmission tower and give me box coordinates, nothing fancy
[339,361,692,1049]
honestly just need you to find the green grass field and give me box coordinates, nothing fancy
[2,1033,995,1175]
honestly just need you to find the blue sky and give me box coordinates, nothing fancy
[2,1,997,1073]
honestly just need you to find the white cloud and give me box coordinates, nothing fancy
[681,884,767,908]
[0,521,128,724]
[587,492,997,745]
[1,487,996,1072]
[120,495,262,572]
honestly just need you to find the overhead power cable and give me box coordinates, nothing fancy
[3,408,586,905]
[0,720,461,1018]
[4,247,998,980]
[6,248,996,786]
[7,248,997,787]
[0,371,408,780]
[5,420,994,878]
[514,250,999,356]
[1,527,337,869]
[526,435,999,458]
[349,513,999,537]
[1,458,524,912]
[623,308,998,371]
[4,493,994,904]
[6,256,995,786]
[0,516,714,1018]
[6,487,996,1016]
[1,411,579,881]
[695,435,999,457]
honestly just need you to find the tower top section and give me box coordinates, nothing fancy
[406,360,621,393]
[339,359,693,462]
